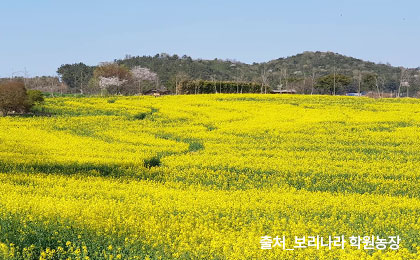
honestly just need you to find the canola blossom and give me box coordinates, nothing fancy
[0,94,419,259]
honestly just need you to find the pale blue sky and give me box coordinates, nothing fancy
[1,0,419,77]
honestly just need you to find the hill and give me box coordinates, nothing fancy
[47,52,420,96]
[116,51,419,94]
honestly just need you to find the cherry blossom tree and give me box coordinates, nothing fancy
[98,76,127,96]
[131,66,158,94]
[93,63,131,95]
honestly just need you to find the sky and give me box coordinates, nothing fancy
[1,0,419,77]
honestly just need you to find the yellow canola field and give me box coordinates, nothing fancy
[0,94,419,259]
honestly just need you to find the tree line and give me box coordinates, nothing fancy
[52,52,420,97]
[177,80,264,95]
[3,51,419,97]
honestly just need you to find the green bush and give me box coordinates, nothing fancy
[143,156,161,168]
[27,90,45,106]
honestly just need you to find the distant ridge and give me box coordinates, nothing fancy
[6,51,418,96]
[116,51,418,93]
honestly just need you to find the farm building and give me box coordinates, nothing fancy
[346,93,364,96]
[143,89,170,96]
[270,89,297,94]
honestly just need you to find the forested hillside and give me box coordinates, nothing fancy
[115,52,419,95]
[8,52,419,96]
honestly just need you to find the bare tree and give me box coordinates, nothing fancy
[175,72,189,95]
[333,66,337,95]
[414,72,420,97]
[398,67,410,97]
[210,75,217,93]
[311,70,316,95]
[237,71,246,93]
[0,81,28,116]
[234,68,245,94]
[80,71,84,95]
[378,76,386,97]
[260,68,269,94]
[375,75,381,98]
[48,77,57,97]
[280,68,288,89]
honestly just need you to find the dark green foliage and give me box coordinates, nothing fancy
[315,74,352,94]
[362,73,378,91]
[116,52,417,94]
[144,156,161,168]
[57,63,94,94]
[55,51,420,96]
[133,112,147,120]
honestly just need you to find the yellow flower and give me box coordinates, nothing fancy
[0,95,419,259]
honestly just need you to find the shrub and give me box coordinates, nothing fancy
[0,81,29,116]
[133,112,148,120]
[143,156,161,168]
[27,90,45,106]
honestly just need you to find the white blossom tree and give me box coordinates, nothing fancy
[131,66,158,94]
[93,63,131,95]
[98,76,127,96]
